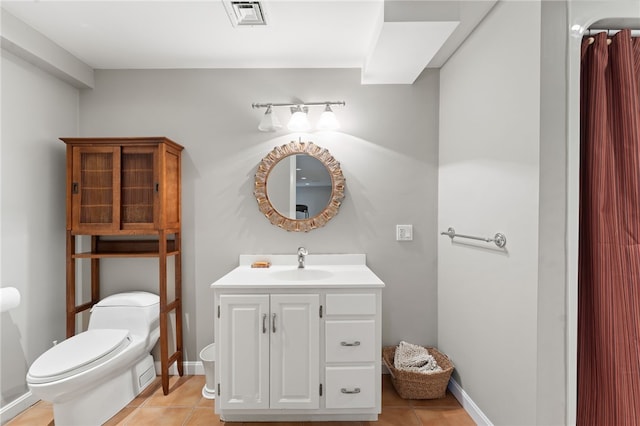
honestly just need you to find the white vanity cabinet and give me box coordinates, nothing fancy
[211,254,385,422]
[218,294,319,410]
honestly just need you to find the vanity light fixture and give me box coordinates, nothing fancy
[252,101,345,132]
[257,105,282,132]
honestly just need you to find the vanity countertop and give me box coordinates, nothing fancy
[211,254,385,289]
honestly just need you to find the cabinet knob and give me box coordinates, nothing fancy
[340,388,361,394]
[340,341,361,347]
[72,182,79,194]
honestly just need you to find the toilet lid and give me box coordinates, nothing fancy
[95,291,159,308]
[28,329,131,384]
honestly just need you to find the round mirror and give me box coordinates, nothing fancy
[254,141,345,232]
[267,155,332,219]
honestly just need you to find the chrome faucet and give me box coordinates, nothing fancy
[297,247,308,269]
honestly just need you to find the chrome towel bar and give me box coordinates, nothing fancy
[440,227,507,248]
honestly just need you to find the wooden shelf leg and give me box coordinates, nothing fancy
[159,231,170,395]
[66,231,76,337]
[175,231,184,376]
[91,236,100,307]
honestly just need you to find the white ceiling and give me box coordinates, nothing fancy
[1,1,496,84]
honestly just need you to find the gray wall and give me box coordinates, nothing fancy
[438,2,541,425]
[78,68,440,361]
[0,50,78,408]
[537,1,569,423]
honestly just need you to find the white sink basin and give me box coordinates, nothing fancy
[269,268,334,281]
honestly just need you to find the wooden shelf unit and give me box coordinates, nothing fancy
[61,137,184,395]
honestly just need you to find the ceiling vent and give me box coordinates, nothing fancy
[223,1,267,27]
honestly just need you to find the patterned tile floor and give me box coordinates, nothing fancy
[7,375,476,425]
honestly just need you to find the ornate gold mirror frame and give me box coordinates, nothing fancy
[254,140,345,232]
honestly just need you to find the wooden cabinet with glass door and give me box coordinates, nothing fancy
[61,136,183,395]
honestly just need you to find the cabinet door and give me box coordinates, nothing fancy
[120,146,157,230]
[162,146,181,230]
[71,146,120,233]
[270,294,320,409]
[219,295,269,409]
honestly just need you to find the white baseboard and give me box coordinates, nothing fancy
[448,378,493,426]
[0,391,39,425]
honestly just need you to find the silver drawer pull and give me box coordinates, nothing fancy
[262,314,267,334]
[340,341,361,347]
[341,388,361,394]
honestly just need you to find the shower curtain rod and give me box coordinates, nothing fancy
[587,28,640,37]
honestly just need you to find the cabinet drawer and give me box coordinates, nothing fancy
[325,365,375,408]
[325,320,375,362]
[325,293,376,316]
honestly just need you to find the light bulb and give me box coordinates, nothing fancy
[258,105,282,132]
[287,106,310,131]
[316,104,340,130]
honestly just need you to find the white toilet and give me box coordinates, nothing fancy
[27,291,160,425]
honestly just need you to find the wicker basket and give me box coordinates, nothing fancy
[382,346,454,399]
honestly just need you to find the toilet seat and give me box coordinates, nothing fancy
[27,329,132,384]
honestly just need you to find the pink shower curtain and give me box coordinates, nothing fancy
[578,29,640,424]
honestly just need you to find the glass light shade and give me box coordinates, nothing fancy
[316,104,340,130]
[287,106,311,131]
[258,106,282,132]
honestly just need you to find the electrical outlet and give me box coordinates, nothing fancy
[396,224,413,241]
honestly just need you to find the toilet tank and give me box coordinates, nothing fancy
[89,292,160,345]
